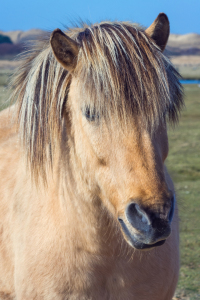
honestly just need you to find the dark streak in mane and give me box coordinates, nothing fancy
[9,21,183,182]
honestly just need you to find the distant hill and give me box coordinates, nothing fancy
[0,29,46,59]
[0,29,45,44]
[165,33,200,56]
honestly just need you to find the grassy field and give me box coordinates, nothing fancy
[167,84,200,300]
[0,73,200,299]
[0,69,11,111]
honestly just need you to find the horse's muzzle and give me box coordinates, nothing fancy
[118,195,176,250]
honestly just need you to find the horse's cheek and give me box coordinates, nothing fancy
[94,167,121,214]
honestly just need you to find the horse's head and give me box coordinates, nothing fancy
[49,14,183,250]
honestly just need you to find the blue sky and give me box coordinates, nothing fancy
[1,0,200,34]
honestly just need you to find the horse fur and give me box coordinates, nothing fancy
[0,13,183,299]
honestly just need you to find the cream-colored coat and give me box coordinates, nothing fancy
[0,13,181,300]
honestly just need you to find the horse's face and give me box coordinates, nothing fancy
[50,14,177,250]
[66,77,175,250]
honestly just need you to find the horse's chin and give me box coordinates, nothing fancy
[127,238,166,250]
[118,218,166,250]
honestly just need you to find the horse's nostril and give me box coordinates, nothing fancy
[126,203,150,232]
[168,195,176,223]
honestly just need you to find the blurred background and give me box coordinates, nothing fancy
[0,0,200,299]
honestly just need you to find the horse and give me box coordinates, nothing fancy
[0,13,183,299]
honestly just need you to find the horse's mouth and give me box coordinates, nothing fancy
[132,239,166,250]
[118,218,166,250]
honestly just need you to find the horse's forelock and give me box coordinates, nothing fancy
[75,22,183,128]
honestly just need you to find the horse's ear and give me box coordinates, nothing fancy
[145,13,169,52]
[50,29,79,71]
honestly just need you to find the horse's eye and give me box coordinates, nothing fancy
[83,107,99,122]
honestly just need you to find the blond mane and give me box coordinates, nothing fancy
[10,21,183,181]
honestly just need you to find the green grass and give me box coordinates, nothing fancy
[0,69,12,111]
[0,69,11,86]
[0,73,200,299]
[167,84,200,300]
